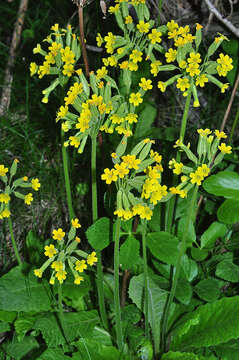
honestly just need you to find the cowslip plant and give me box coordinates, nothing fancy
[0,159,40,266]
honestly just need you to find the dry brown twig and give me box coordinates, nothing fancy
[0,0,29,116]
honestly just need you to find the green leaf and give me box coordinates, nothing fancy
[37,348,72,360]
[0,266,52,312]
[203,171,239,199]
[14,313,36,341]
[181,255,198,282]
[191,247,208,261]
[146,231,179,265]
[86,217,110,251]
[2,335,39,360]
[0,321,10,332]
[214,339,239,360]
[216,259,239,282]
[161,350,215,359]
[171,296,239,350]
[129,273,167,353]
[25,230,44,265]
[194,278,221,302]
[177,217,196,247]
[134,103,157,139]
[62,275,91,311]
[73,339,120,360]
[200,222,227,249]
[175,276,192,305]
[119,235,140,270]
[217,199,239,224]
[34,310,99,347]
[0,310,16,323]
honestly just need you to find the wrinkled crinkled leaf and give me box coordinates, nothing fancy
[216,259,239,282]
[119,235,140,270]
[2,335,39,360]
[73,339,120,360]
[146,232,179,265]
[0,266,51,312]
[161,350,216,359]
[181,255,198,282]
[37,348,72,360]
[34,311,99,347]
[217,199,239,224]
[214,339,239,360]
[194,278,221,302]
[86,217,111,250]
[129,273,167,353]
[171,296,239,350]
[203,171,239,199]
[200,222,227,249]
[175,276,192,305]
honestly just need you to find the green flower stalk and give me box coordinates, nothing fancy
[0,159,41,265]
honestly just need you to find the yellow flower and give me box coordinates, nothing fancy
[186,63,200,77]
[71,218,81,228]
[0,165,8,176]
[148,29,162,44]
[122,154,141,170]
[197,128,212,137]
[221,83,229,93]
[179,60,187,69]
[125,15,133,24]
[108,4,120,13]
[216,53,233,77]
[101,168,117,184]
[87,251,98,266]
[187,52,201,64]
[137,20,150,34]
[74,276,84,285]
[197,164,210,178]
[214,130,227,139]
[129,92,143,106]
[31,178,41,191]
[167,20,179,32]
[176,77,190,92]
[218,143,232,154]
[75,260,87,272]
[44,244,57,258]
[173,162,183,175]
[126,113,138,124]
[55,269,67,282]
[51,261,64,271]
[34,269,43,278]
[30,62,38,77]
[196,23,203,30]
[24,193,33,205]
[114,162,129,178]
[128,62,138,71]
[69,136,80,148]
[0,193,10,204]
[96,33,103,47]
[165,48,177,63]
[196,74,208,87]
[75,236,81,243]
[139,77,152,91]
[150,60,162,76]
[52,228,65,241]
[190,171,204,186]
[157,81,166,92]
[129,49,143,63]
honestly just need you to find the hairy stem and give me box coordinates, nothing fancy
[166,89,192,233]
[61,130,75,220]
[91,136,108,330]
[142,219,149,339]
[114,217,124,351]
[161,185,198,353]
[8,216,22,266]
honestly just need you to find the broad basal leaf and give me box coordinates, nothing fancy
[73,339,120,360]
[161,350,216,359]
[216,259,239,282]
[146,232,179,265]
[200,222,227,249]
[0,266,51,312]
[194,278,221,302]
[34,310,99,347]
[203,171,239,199]
[119,235,140,270]
[129,273,167,353]
[217,199,239,224]
[171,296,239,350]
[37,348,72,360]
[86,217,110,250]
[2,335,39,360]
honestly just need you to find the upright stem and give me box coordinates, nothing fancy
[91,136,108,330]
[58,282,68,343]
[229,106,239,144]
[78,4,90,77]
[8,216,22,266]
[161,185,198,353]
[114,217,124,351]
[61,130,75,220]
[166,89,192,233]
[142,219,149,339]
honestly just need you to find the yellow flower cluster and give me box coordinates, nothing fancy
[34,218,97,285]
[0,160,40,219]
